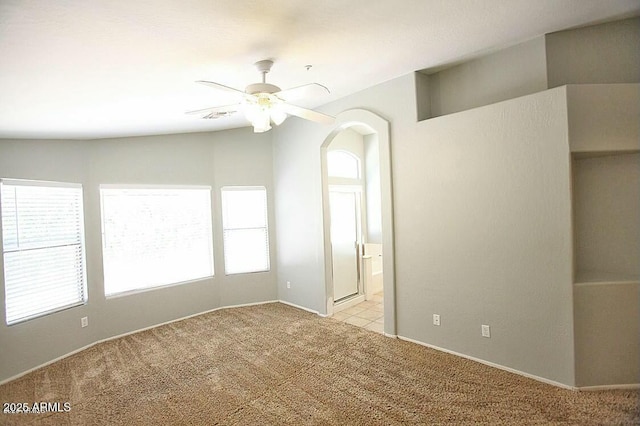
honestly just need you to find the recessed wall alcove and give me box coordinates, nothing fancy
[568,84,640,387]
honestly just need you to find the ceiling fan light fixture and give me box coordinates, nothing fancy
[252,116,271,133]
[245,103,271,133]
[243,93,287,131]
[269,102,287,126]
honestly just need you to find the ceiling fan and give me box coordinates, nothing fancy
[187,60,335,133]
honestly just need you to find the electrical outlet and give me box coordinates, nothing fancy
[286,281,291,289]
[481,324,490,338]
[433,314,440,326]
[81,317,88,328]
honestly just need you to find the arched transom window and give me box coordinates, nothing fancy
[327,150,360,179]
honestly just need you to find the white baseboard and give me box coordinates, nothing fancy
[277,299,329,317]
[1,342,99,386]
[397,335,576,391]
[0,299,279,386]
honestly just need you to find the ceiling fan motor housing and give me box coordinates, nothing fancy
[245,83,281,95]
[247,59,281,94]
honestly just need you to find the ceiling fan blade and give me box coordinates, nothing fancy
[185,103,240,117]
[280,103,335,125]
[196,80,247,97]
[275,83,330,103]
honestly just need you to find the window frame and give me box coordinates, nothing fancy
[221,186,271,275]
[0,178,88,325]
[99,184,215,297]
[327,149,361,179]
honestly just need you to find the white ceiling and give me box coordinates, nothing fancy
[1,0,638,140]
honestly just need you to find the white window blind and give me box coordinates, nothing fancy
[221,187,270,275]
[1,179,87,325]
[100,186,214,296]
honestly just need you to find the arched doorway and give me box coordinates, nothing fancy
[320,109,396,336]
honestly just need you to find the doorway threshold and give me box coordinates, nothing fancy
[334,294,365,313]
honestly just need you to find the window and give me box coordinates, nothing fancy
[1,179,87,325]
[327,150,360,179]
[221,187,270,274]
[100,186,214,296]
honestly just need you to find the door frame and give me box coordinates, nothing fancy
[320,109,396,337]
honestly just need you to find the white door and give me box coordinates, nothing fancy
[330,190,360,301]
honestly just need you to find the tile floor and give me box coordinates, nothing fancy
[331,292,384,334]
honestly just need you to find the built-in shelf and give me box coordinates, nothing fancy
[572,150,639,160]
[575,270,639,287]
[568,83,640,388]
[572,152,639,286]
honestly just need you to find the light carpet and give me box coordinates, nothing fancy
[1,302,638,425]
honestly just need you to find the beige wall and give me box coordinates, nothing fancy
[0,128,277,382]
[574,283,640,386]
[567,84,640,153]
[274,18,639,388]
[274,74,577,385]
[421,37,548,117]
[419,16,640,120]
[407,88,574,385]
[546,17,640,88]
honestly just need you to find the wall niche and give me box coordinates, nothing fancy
[572,151,639,284]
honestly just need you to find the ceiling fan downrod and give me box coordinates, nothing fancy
[245,60,279,95]
[254,60,274,84]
